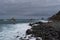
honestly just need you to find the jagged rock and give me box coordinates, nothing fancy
[49,11,60,21]
[26,22,60,40]
[26,29,32,35]
[16,35,20,38]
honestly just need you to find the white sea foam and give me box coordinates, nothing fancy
[0,23,31,40]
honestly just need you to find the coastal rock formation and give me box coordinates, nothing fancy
[49,11,60,21]
[49,11,60,31]
[26,29,32,35]
[26,11,60,40]
[26,22,59,40]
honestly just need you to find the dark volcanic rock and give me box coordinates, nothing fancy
[26,29,32,35]
[26,22,60,40]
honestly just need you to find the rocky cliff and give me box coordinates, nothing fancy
[49,11,60,21]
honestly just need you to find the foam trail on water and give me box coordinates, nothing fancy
[0,23,31,40]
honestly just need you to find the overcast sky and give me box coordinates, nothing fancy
[0,0,60,19]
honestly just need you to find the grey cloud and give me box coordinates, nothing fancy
[0,0,60,19]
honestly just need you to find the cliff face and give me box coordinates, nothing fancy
[49,11,60,21]
[49,11,60,31]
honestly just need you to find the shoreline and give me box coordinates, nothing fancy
[26,20,60,40]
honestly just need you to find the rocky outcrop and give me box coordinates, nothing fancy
[26,22,60,40]
[26,29,33,35]
[26,11,60,40]
[49,11,60,21]
[49,11,60,31]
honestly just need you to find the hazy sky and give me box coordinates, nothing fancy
[0,0,60,19]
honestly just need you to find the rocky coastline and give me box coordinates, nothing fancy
[26,11,60,40]
[26,21,60,40]
[15,11,60,40]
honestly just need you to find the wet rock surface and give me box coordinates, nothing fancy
[26,22,60,40]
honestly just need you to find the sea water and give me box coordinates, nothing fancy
[0,19,43,40]
[0,23,31,40]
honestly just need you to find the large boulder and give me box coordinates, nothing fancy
[26,29,32,35]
